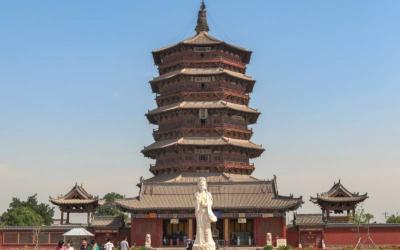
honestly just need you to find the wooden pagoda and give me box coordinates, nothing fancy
[117,1,302,247]
[50,183,99,225]
[310,180,368,223]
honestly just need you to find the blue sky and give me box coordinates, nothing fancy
[0,1,399,222]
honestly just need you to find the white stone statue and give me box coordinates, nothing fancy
[321,239,326,249]
[193,177,217,250]
[266,232,272,246]
[145,233,151,248]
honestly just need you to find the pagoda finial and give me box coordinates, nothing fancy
[195,0,209,34]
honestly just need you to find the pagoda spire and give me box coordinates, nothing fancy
[195,0,210,34]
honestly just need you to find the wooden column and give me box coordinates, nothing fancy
[188,219,194,240]
[87,212,91,225]
[281,216,287,238]
[61,211,64,225]
[66,212,70,224]
[223,218,229,246]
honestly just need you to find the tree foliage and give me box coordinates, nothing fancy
[386,214,400,224]
[95,192,125,216]
[351,208,375,225]
[103,192,124,203]
[0,194,54,226]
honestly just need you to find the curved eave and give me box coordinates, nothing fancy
[310,193,368,204]
[151,79,256,94]
[116,198,301,213]
[152,32,252,65]
[146,101,260,125]
[49,199,99,206]
[278,197,303,212]
[150,67,254,84]
[141,137,265,159]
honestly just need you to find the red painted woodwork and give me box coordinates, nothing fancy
[286,225,400,248]
[286,227,299,247]
[324,226,400,247]
[94,228,130,246]
[253,217,285,246]
[131,218,163,247]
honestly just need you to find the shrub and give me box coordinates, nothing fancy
[264,245,273,250]
[277,246,291,250]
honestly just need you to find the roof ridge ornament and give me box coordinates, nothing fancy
[195,0,210,34]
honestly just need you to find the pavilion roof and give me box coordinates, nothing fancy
[142,136,264,159]
[116,175,302,212]
[49,183,99,206]
[310,180,368,205]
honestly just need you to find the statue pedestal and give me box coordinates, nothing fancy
[193,242,216,250]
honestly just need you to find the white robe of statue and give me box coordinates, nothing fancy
[193,177,217,250]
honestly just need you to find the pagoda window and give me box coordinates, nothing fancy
[193,76,212,82]
[194,47,212,52]
[199,108,208,120]
[199,154,209,162]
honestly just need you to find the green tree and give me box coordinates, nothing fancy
[0,206,43,226]
[386,214,400,223]
[103,192,124,202]
[0,194,54,226]
[96,192,125,216]
[351,208,375,224]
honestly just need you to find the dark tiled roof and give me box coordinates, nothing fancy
[50,183,99,206]
[150,68,253,83]
[152,32,252,64]
[116,175,302,212]
[310,180,368,204]
[142,172,259,184]
[294,214,324,226]
[153,32,251,62]
[142,137,264,159]
[315,196,367,203]
[91,216,124,228]
[147,100,258,116]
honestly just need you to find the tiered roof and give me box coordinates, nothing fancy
[146,100,259,124]
[142,137,264,158]
[116,1,303,213]
[117,174,302,212]
[310,180,368,205]
[150,68,253,83]
[49,183,99,207]
[152,31,251,65]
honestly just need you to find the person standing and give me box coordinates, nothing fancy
[80,238,88,250]
[65,241,75,250]
[120,236,129,250]
[56,240,66,250]
[103,239,114,250]
[88,239,100,250]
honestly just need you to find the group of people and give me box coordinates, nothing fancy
[55,237,130,250]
